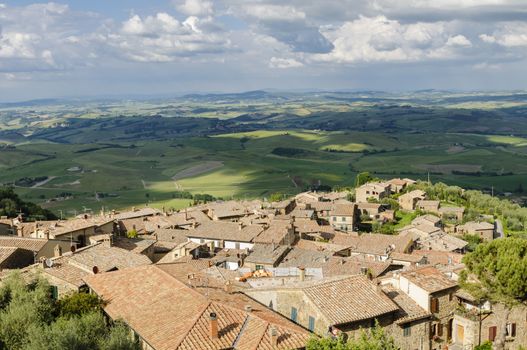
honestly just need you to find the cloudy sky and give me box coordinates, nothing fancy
[0,0,526,101]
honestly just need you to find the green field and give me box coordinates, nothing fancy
[2,90,527,216]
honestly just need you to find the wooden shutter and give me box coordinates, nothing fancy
[430,298,439,313]
[489,326,497,341]
[511,323,516,337]
[437,322,443,337]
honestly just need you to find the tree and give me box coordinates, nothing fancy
[269,192,284,202]
[126,229,138,239]
[0,272,140,350]
[58,292,105,318]
[460,238,527,350]
[355,172,373,187]
[306,322,399,350]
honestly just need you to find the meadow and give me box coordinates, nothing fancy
[1,90,527,216]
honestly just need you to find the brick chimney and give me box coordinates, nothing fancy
[298,266,305,282]
[209,312,218,339]
[269,327,278,347]
[244,305,252,313]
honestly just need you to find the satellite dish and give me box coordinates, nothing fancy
[45,258,54,268]
[92,266,99,274]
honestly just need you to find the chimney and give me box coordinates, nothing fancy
[54,245,62,258]
[209,312,219,339]
[238,222,243,230]
[298,266,305,282]
[103,236,112,247]
[45,231,50,240]
[245,305,252,313]
[185,208,189,221]
[224,281,233,294]
[269,327,278,347]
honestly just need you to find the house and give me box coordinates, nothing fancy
[412,214,442,228]
[156,241,209,264]
[245,275,399,338]
[453,289,527,349]
[309,201,333,221]
[387,178,413,194]
[0,236,75,262]
[330,203,357,232]
[439,206,465,222]
[36,240,152,298]
[89,234,156,261]
[85,264,310,350]
[271,198,296,215]
[418,232,468,253]
[417,200,441,214]
[355,182,391,203]
[456,221,495,241]
[357,203,383,220]
[387,266,459,345]
[243,243,291,270]
[186,221,263,250]
[398,190,426,211]
[253,220,295,245]
[332,232,415,261]
[382,285,433,350]
[30,217,115,246]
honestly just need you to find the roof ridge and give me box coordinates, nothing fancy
[231,314,251,349]
[174,301,212,349]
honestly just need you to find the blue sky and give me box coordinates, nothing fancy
[0,0,526,101]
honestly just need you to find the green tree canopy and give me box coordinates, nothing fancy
[306,322,399,350]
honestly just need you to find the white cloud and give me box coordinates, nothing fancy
[479,34,496,43]
[105,13,232,62]
[174,0,214,16]
[312,16,450,63]
[446,35,472,47]
[269,57,304,68]
[472,62,501,70]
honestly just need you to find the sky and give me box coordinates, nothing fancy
[0,0,527,101]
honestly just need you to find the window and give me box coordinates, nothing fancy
[235,242,240,249]
[255,265,264,271]
[430,324,437,337]
[333,217,337,221]
[506,323,516,337]
[449,293,453,301]
[430,297,439,313]
[489,326,497,341]
[437,322,443,337]
[308,316,315,331]
[341,217,346,222]
[291,307,298,322]
[403,325,411,337]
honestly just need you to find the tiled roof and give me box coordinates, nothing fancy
[411,250,464,266]
[112,237,155,254]
[43,243,152,286]
[188,222,264,243]
[244,244,290,265]
[322,256,391,278]
[382,286,431,324]
[332,233,414,255]
[0,236,48,252]
[85,265,309,350]
[253,221,291,244]
[303,275,399,325]
[331,203,356,216]
[279,247,332,268]
[0,247,19,265]
[401,266,458,293]
[113,207,161,220]
[418,232,468,252]
[399,190,426,200]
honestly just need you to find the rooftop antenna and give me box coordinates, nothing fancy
[59,210,63,220]
[427,172,431,185]
[491,186,494,197]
